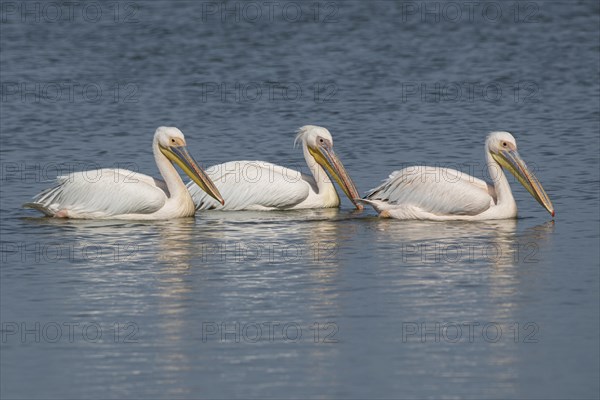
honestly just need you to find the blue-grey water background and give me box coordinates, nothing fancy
[1,1,599,398]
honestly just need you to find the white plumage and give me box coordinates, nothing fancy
[24,127,224,220]
[187,126,362,211]
[360,131,554,221]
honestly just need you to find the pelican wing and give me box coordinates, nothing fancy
[24,168,168,218]
[366,167,495,216]
[187,161,311,210]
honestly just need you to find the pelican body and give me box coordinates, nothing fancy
[187,126,362,211]
[360,131,554,220]
[24,127,224,220]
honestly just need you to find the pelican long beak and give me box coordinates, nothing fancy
[492,149,554,217]
[160,145,225,205]
[308,144,363,210]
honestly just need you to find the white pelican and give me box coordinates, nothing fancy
[24,127,224,220]
[359,131,554,220]
[187,125,363,211]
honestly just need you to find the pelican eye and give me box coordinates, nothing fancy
[502,142,507,147]
[319,138,324,143]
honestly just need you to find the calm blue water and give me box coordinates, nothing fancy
[1,1,599,398]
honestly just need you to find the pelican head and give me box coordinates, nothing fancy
[296,125,362,210]
[154,127,225,205]
[486,131,554,217]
